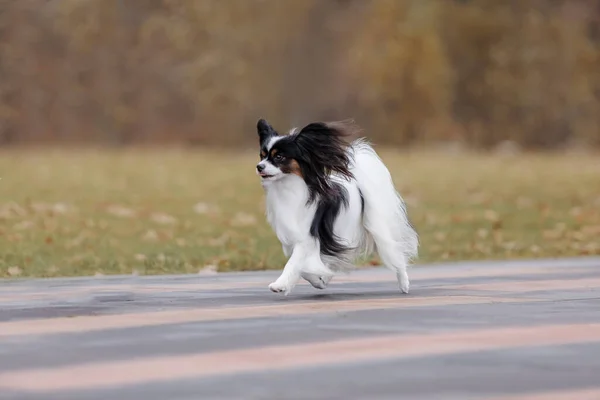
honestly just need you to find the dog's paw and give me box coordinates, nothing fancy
[311,277,329,290]
[396,272,410,294]
[399,281,410,294]
[269,281,292,295]
[302,273,331,290]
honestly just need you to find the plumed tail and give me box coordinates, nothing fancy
[349,139,419,265]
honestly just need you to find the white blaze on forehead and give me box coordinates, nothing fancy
[266,136,282,151]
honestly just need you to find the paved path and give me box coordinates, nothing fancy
[1,257,600,400]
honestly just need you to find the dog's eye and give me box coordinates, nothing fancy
[273,154,285,162]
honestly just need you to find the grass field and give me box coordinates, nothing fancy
[1,147,599,278]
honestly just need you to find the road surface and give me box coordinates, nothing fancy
[1,257,600,400]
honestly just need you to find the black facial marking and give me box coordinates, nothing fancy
[310,181,352,257]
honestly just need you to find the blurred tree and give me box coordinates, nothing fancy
[0,0,598,148]
[347,0,453,145]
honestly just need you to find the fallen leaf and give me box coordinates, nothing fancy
[151,212,177,225]
[65,233,87,249]
[0,202,27,219]
[484,210,499,222]
[569,207,583,217]
[543,230,562,240]
[13,220,35,230]
[208,234,229,246]
[30,202,73,215]
[570,231,587,242]
[192,202,218,215]
[491,220,503,230]
[516,197,534,209]
[106,205,136,218]
[425,214,438,225]
[582,225,600,235]
[198,264,218,275]
[142,230,159,241]
[231,212,257,227]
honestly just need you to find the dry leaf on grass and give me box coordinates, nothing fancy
[151,212,178,225]
[529,245,541,254]
[231,212,257,227]
[208,234,230,246]
[106,205,136,218]
[193,202,219,215]
[198,264,218,275]
[477,229,489,239]
[434,232,446,242]
[30,202,73,215]
[516,197,534,209]
[142,229,159,241]
[0,202,27,219]
[13,220,35,230]
[7,266,22,276]
[543,229,563,240]
[484,210,500,222]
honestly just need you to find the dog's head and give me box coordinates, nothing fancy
[255,118,358,201]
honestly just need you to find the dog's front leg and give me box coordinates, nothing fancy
[269,240,328,295]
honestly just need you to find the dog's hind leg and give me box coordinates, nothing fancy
[371,235,410,294]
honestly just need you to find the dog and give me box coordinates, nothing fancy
[255,118,418,295]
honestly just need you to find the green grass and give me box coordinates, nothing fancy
[1,147,599,278]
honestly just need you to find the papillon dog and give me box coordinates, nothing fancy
[255,118,418,296]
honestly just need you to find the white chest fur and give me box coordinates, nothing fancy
[264,175,316,247]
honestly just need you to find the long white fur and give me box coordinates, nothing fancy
[260,138,418,295]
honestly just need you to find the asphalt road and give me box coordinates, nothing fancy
[1,257,600,400]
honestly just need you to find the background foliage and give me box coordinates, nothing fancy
[1,0,599,148]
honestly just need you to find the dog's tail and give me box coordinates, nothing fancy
[349,139,419,274]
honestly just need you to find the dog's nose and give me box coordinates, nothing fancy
[256,163,265,173]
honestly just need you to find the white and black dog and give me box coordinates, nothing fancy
[255,118,418,295]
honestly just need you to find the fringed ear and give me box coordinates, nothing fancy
[257,118,277,146]
[293,120,358,201]
[299,120,361,142]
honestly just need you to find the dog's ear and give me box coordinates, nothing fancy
[257,118,277,145]
[293,121,356,201]
[297,120,360,142]
[295,121,354,178]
